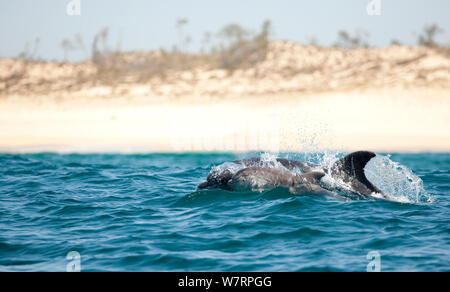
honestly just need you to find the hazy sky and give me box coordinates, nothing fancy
[1,0,449,61]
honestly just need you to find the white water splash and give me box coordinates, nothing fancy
[256,153,289,170]
[315,151,362,197]
[316,152,432,203]
[210,153,289,178]
[364,154,432,203]
[209,162,243,178]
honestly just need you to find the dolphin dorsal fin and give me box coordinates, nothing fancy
[330,151,382,194]
[331,151,375,178]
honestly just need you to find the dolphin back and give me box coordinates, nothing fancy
[297,171,326,184]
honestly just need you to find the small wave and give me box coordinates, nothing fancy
[245,227,326,241]
[1,152,445,271]
[174,189,260,207]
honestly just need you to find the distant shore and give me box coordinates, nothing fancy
[1,42,449,153]
[0,86,448,153]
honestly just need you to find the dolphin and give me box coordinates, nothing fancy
[197,151,386,198]
[228,167,330,195]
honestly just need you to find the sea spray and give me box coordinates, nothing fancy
[365,154,432,203]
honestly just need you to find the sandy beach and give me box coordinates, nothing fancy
[1,42,449,153]
[0,86,448,153]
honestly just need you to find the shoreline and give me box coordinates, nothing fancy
[1,86,449,154]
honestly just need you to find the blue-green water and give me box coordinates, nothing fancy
[0,152,448,271]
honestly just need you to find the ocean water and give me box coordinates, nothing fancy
[0,152,448,272]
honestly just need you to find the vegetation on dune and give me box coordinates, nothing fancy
[333,30,371,49]
[416,24,444,47]
[1,21,449,97]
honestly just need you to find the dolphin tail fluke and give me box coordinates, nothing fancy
[330,151,383,196]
